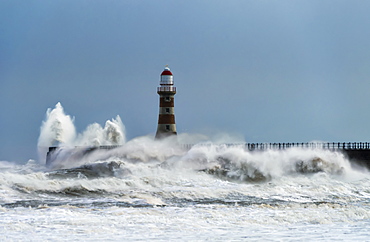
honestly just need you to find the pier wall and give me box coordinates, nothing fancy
[46,142,370,169]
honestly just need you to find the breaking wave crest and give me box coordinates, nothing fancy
[38,103,126,163]
[46,138,365,183]
[182,144,351,182]
[2,106,370,240]
[35,103,370,184]
[1,142,369,211]
[19,102,368,211]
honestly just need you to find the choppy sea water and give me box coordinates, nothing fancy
[1,103,369,241]
[1,143,370,241]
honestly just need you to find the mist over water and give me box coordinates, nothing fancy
[1,103,370,240]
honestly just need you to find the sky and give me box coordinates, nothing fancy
[1,0,370,162]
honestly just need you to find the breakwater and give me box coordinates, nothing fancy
[182,142,370,150]
[46,142,370,169]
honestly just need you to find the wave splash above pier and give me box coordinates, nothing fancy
[39,103,370,176]
[38,103,126,163]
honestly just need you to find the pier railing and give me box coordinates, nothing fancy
[182,142,370,151]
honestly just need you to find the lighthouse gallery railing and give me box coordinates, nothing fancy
[157,86,176,92]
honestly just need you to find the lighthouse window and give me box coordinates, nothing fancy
[165,108,170,113]
[165,125,170,131]
[165,97,171,102]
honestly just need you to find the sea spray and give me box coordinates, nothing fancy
[38,103,76,148]
[179,144,355,182]
[3,104,370,240]
[38,103,126,164]
[38,103,368,184]
[3,129,370,240]
[75,116,126,146]
[48,140,365,183]
[37,103,76,163]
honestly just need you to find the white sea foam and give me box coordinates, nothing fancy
[1,148,370,240]
[2,103,365,240]
[179,144,362,181]
[37,103,126,163]
[0,163,369,241]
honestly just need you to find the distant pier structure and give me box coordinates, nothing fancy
[182,142,370,169]
[155,65,177,139]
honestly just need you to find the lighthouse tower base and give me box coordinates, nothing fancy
[155,125,177,139]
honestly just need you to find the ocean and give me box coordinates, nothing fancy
[1,103,369,241]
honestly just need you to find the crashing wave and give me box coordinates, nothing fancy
[38,103,126,164]
[182,145,350,182]
[47,161,131,179]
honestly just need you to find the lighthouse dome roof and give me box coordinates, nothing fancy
[161,66,173,76]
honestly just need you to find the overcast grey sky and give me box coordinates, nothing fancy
[1,0,370,162]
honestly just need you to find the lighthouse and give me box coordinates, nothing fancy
[155,65,177,139]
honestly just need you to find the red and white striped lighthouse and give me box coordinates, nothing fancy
[155,65,177,139]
